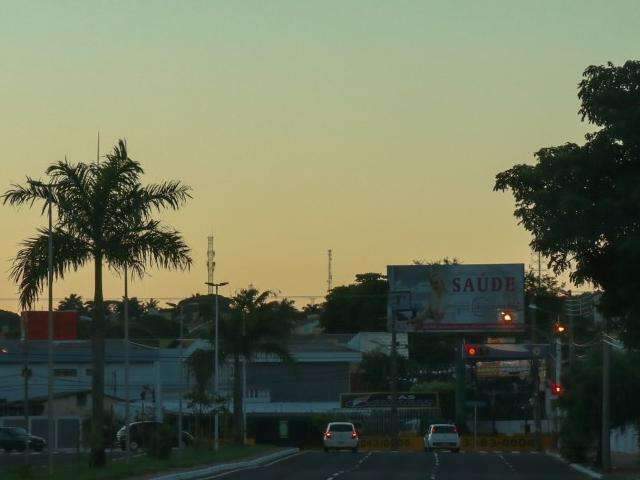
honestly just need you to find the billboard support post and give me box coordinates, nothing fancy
[455,337,466,427]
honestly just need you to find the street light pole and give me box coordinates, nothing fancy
[602,320,611,472]
[46,188,54,476]
[167,302,184,450]
[205,281,228,452]
[124,267,131,463]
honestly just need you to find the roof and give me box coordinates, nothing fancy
[0,340,159,364]
[168,335,362,363]
[9,389,127,404]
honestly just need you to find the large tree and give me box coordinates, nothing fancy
[320,273,388,333]
[220,287,294,443]
[2,139,192,466]
[494,61,640,346]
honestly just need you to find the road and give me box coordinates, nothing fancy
[210,450,589,480]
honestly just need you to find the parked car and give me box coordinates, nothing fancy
[0,427,46,452]
[323,422,359,453]
[424,424,460,452]
[116,421,193,451]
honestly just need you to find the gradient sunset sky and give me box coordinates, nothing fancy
[1,1,639,311]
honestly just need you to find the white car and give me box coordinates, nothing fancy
[424,424,460,452]
[323,422,359,452]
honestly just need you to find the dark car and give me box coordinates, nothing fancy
[0,427,46,452]
[116,421,193,451]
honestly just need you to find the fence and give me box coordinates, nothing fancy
[358,434,554,452]
[1,415,82,450]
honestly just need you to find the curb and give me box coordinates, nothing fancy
[150,448,300,480]
[546,451,603,479]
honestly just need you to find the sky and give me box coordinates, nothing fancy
[1,1,639,312]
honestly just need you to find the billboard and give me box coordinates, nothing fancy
[387,264,525,333]
[22,311,79,340]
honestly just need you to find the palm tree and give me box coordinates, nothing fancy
[57,293,87,313]
[220,287,294,443]
[2,139,192,466]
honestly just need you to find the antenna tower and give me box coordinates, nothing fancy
[327,249,333,292]
[207,236,215,294]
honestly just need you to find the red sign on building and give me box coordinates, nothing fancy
[22,311,79,340]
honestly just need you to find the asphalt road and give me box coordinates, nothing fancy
[209,450,589,480]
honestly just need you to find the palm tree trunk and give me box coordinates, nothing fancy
[233,354,243,444]
[90,254,106,467]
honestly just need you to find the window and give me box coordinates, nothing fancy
[278,420,289,439]
[54,368,77,377]
[328,424,354,432]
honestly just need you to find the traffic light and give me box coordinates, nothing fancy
[550,382,563,397]
[554,322,566,334]
[497,309,516,324]
[464,344,488,359]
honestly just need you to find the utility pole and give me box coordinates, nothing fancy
[124,267,131,463]
[602,320,611,471]
[390,309,398,449]
[167,302,184,450]
[242,311,247,445]
[47,186,54,475]
[22,325,29,467]
[532,253,543,452]
[205,281,228,451]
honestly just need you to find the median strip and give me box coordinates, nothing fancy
[150,448,300,480]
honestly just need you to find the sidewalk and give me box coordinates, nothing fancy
[605,452,640,479]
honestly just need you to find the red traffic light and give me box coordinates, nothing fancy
[554,323,566,334]
[551,383,563,396]
[467,346,477,356]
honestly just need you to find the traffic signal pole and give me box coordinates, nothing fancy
[455,337,466,427]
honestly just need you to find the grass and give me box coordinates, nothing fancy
[3,444,278,480]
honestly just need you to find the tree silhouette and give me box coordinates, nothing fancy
[2,139,192,466]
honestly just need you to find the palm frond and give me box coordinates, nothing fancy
[106,221,192,276]
[139,181,192,212]
[10,228,91,309]
[2,177,51,210]
[46,161,94,225]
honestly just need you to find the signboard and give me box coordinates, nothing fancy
[22,311,79,340]
[476,360,530,378]
[340,392,438,409]
[387,264,525,333]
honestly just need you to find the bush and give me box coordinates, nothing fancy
[148,424,174,460]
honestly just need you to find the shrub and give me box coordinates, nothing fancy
[148,424,174,460]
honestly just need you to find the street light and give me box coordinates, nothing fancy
[205,281,228,451]
[167,302,184,450]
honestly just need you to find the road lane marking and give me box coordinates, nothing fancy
[201,451,306,479]
[324,451,372,480]
[259,450,308,468]
[498,453,517,473]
